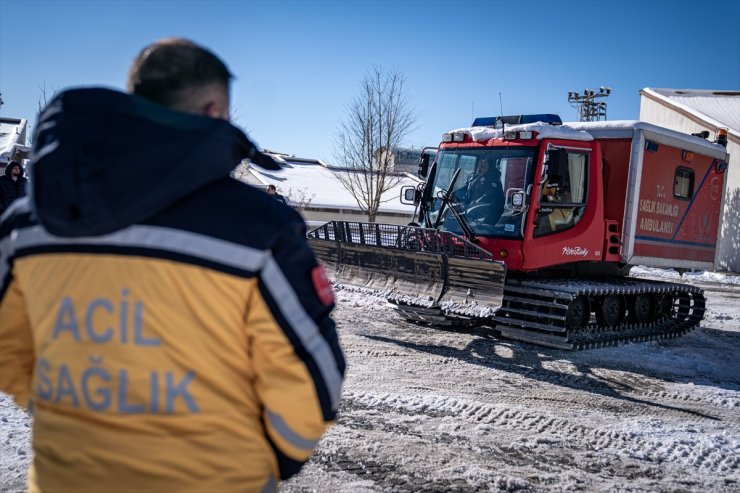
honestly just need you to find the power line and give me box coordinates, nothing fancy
[568,87,611,122]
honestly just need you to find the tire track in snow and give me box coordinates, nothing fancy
[341,390,739,475]
[303,419,535,492]
[636,389,739,410]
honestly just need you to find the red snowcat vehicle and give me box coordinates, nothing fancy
[307,116,730,349]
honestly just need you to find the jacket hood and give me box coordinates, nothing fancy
[4,162,23,178]
[31,87,278,237]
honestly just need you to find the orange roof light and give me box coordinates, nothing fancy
[716,128,728,147]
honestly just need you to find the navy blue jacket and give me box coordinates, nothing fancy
[0,88,345,491]
[0,164,28,213]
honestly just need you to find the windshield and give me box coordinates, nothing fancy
[427,147,535,238]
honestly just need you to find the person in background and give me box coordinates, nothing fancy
[0,38,345,493]
[266,183,288,205]
[0,160,28,215]
[541,175,562,203]
[538,174,573,233]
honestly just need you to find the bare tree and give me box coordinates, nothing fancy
[284,187,315,208]
[37,83,57,119]
[333,66,416,222]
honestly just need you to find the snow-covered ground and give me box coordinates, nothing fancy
[2,269,739,492]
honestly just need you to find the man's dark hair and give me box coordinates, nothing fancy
[127,38,233,108]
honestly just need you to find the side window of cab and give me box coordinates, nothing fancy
[534,149,588,237]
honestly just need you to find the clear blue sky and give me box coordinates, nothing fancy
[1,0,738,162]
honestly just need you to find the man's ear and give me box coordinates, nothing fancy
[203,101,228,120]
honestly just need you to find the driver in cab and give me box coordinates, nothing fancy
[462,158,504,222]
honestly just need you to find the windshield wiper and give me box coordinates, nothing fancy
[433,168,460,229]
[432,168,476,242]
[447,197,476,242]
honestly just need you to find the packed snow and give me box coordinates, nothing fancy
[2,268,739,492]
[448,123,595,143]
[248,160,421,213]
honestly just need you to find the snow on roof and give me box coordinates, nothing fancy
[642,88,740,138]
[249,157,421,213]
[0,117,29,165]
[449,122,594,142]
[450,120,726,158]
[267,152,328,167]
[569,120,729,158]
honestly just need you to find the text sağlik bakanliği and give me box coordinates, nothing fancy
[638,198,678,235]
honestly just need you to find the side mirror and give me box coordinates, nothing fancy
[401,186,419,205]
[505,188,526,213]
[511,191,525,208]
[418,152,431,178]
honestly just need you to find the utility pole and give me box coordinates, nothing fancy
[568,87,611,121]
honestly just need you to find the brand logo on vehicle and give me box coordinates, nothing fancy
[562,246,589,257]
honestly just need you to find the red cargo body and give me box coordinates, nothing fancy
[572,122,729,271]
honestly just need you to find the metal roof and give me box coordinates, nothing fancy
[641,88,740,138]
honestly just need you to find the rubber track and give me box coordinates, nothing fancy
[497,278,705,349]
[392,277,705,350]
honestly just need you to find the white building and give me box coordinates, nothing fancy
[640,88,740,272]
[376,147,424,174]
[0,117,29,169]
[234,152,421,228]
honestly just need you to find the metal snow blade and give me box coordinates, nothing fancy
[307,221,506,316]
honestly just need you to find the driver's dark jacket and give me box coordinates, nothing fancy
[465,173,503,204]
[0,88,345,493]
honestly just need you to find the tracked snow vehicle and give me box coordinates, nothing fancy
[307,117,730,349]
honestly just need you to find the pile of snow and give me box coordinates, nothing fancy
[630,266,740,285]
[447,122,594,142]
[439,299,496,318]
[334,283,394,309]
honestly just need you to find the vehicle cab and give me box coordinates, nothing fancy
[404,116,606,272]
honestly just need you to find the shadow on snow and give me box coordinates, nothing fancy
[363,324,739,421]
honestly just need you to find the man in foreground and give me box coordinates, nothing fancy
[0,38,345,492]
